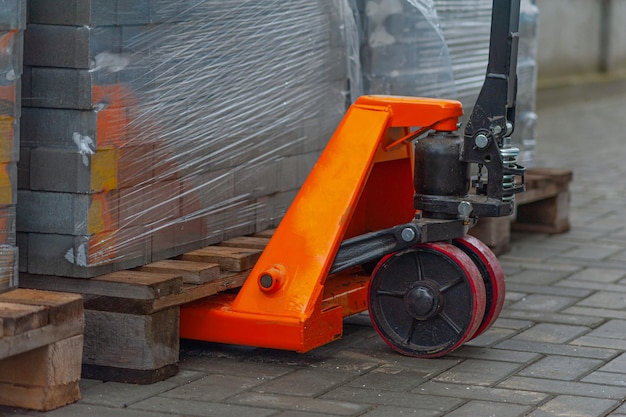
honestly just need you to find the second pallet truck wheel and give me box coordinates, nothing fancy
[453,235,506,339]
[368,242,486,358]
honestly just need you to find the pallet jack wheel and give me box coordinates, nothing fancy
[368,242,486,358]
[453,235,505,339]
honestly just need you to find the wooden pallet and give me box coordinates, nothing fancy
[19,235,270,384]
[0,289,84,411]
[469,167,572,254]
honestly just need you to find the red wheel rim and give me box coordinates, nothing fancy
[453,235,505,338]
[368,242,486,358]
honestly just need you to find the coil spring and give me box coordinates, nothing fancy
[500,137,520,202]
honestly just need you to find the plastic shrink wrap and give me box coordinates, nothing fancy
[0,0,23,291]
[358,0,539,166]
[18,1,357,278]
[16,0,539,279]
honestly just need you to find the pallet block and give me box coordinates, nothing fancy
[0,289,84,411]
[20,251,252,384]
[512,168,572,234]
[469,168,572,254]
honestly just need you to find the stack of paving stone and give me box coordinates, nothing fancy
[0,0,23,292]
[358,0,539,167]
[17,1,353,278]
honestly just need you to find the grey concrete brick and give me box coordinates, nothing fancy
[160,374,264,402]
[505,268,572,286]
[234,162,278,198]
[432,359,521,387]
[345,364,430,392]
[414,381,548,405]
[500,309,605,327]
[258,368,355,397]
[25,229,150,278]
[507,294,579,313]
[530,395,618,417]
[582,371,626,387]
[16,231,26,272]
[495,339,617,360]
[24,25,92,69]
[22,67,95,110]
[28,0,117,26]
[227,392,369,416]
[463,327,517,348]
[29,147,116,193]
[511,323,590,344]
[449,346,540,364]
[20,107,98,149]
[444,401,531,417]
[17,190,111,234]
[0,0,26,30]
[131,396,275,417]
[506,283,592,299]
[321,387,463,413]
[117,0,151,25]
[577,291,626,309]
[39,403,174,417]
[517,355,603,381]
[178,355,291,380]
[498,376,626,400]
[558,244,624,261]
[80,371,200,408]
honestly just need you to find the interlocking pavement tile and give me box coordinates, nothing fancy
[526,395,618,417]
[556,244,624,261]
[576,291,626,309]
[498,309,604,327]
[159,374,265,402]
[582,371,626,387]
[358,405,440,417]
[495,339,617,359]
[79,373,200,408]
[572,320,626,350]
[179,355,292,380]
[511,323,590,344]
[560,267,626,284]
[38,403,174,417]
[130,397,276,417]
[450,346,541,363]
[413,381,548,405]
[595,352,626,373]
[320,387,463,413]
[252,368,356,397]
[464,327,517,348]
[432,359,521,386]
[505,269,573,286]
[507,294,579,313]
[516,355,603,381]
[497,376,626,400]
[227,392,369,416]
[442,400,531,417]
[345,363,432,391]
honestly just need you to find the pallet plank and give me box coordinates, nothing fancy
[220,236,271,250]
[179,246,261,272]
[138,260,220,285]
[0,289,83,326]
[0,302,48,337]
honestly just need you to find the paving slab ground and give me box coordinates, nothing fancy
[3,80,626,416]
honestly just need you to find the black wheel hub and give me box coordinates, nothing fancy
[404,280,443,321]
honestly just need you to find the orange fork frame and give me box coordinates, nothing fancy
[180,96,463,352]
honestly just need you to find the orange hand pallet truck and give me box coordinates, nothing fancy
[181,0,524,358]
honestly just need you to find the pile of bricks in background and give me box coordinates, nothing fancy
[17,1,351,278]
[0,0,23,292]
[358,0,539,167]
[0,289,84,411]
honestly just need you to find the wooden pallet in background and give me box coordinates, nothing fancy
[19,235,270,384]
[469,167,573,255]
[0,289,84,411]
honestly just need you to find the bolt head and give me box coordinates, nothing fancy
[475,134,489,149]
[401,227,416,242]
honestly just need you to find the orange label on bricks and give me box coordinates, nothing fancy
[0,164,13,205]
